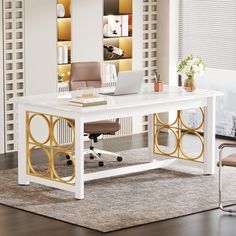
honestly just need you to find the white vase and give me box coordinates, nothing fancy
[57,3,65,18]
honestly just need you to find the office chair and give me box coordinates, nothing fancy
[68,62,123,167]
[218,143,236,213]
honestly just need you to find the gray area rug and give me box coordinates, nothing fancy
[0,148,236,232]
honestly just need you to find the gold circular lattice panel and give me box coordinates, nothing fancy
[155,112,179,127]
[179,131,204,161]
[51,151,75,183]
[179,108,204,131]
[28,113,50,145]
[155,127,179,156]
[27,146,51,177]
[52,117,75,150]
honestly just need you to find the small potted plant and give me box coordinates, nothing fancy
[58,73,64,83]
[177,55,206,92]
[153,70,163,92]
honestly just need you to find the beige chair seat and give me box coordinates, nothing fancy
[218,153,236,167]
[84,121,120,134]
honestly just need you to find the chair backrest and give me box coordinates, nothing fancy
[70,62,102,91]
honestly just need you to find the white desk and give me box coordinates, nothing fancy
[13,85,223,199]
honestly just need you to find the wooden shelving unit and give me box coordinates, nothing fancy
[57,0,71,82]
[103,0,133,75]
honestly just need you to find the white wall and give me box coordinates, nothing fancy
[0,0,5,154]
[158,0,179,85]
[25,0,57,95]
[132,0,144,134]
[157,0,179,123]
[132,0,143,71]
[71,0,103,62]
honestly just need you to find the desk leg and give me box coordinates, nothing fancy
[148,114,155,162]
[18,104,29,185]
[75,117,85,199]
[204,97,216,175]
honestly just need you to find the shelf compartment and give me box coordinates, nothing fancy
[57,64,71,82]
[57,18,71,41]
[119,0,132,14]
[104,59,132,73]
[104,0,132,15]
[103,37,132,61]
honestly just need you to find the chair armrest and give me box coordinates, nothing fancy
[218,143,236,150]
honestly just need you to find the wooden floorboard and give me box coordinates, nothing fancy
[0,133,236,236]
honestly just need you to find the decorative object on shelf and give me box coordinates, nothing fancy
[103,15,122,37]
[177,55,206,92]
[103,24,117,38]
[58,73,64,83]
[153,70,163,92]
[104,45,124,60]
[103,15,129,38]
[57,3,65,18]
[103,63,118,83]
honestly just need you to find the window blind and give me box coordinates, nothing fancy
[179,0,236,71]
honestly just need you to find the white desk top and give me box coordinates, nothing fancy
[12,85,223,115]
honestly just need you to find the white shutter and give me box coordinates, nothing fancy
[179,0,236,71]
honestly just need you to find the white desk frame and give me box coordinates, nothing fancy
[15,86,222,199]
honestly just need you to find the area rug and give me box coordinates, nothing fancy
[0,148,236,233]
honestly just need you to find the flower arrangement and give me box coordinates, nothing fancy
[177,55,206,92]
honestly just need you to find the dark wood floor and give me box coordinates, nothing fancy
[0,133,236,236]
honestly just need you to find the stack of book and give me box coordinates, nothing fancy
[69,97,107,107]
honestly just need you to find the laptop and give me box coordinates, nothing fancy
[100,70,144,96]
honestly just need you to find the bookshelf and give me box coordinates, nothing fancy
[57,0,71,82]
[103,0,133,81]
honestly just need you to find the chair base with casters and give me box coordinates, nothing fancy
[83,134,123,167]
[218,143,236,213]
[66,121,123,167]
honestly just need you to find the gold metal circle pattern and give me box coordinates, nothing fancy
[154,127,179,156]
[155,112,179,127]
[28,113,50,145]
[179,131,204,160]
[51,151,75,183]
[179,108,204,131]
[27,146,50,177]
[52,118,75,150]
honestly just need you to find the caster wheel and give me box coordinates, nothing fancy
[117,156,123,162]
[66,154,70,160]
[98,153,101,157]
[98,161,104,167]
[90,154,94,160]
[67,160,73,166]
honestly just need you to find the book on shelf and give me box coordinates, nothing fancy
[69,97,107,107]
[121,15,129,37]
[103,15,129,38]
[103,63,117,83]
[57,45,69,65]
